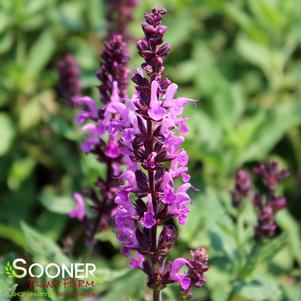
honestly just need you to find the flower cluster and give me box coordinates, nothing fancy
[105,0,139,39]
[252,161,289,240]
[253,161,289,191]
[232,161,289,240]
[170,248,209,298]
[113,8,208,297]
[57,54,82,103]
[68,33,130,241]
[231,169,252,208]
[96,34,130,104]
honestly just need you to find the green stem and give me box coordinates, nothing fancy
[236,205,245,274]
[227,243,260,301]
[153,289,161,301]
[239,243,260,279]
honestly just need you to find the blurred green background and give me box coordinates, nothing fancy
[0,0,301,300]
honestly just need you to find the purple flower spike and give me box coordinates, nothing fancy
[232,169,252,208]
[187,248,209,288]
[253,192,287,240]
[96,34,130,104]
[70,34,131,242]
[253,160,289,190]
[232,161,289,241]
[105,0,140,40]
[57,54,82,103]
[136,8,170,82]
[113,8,208,297]
[252,162,289,240]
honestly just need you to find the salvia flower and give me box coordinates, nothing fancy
[68,33,130,241]
[57,54,82,103]
[252,161,289,240]
[113,8,208,297]
[232,161,289,241]
[96,34,130,104]
[253,161,289,190]
[187,248,209,288]
[231,169,252,208]
[105,0,140,39]
[68,193,86,221]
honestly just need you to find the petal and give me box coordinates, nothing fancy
[75,111,90,125]
[180,276,191,290]
[105,138,121,158]
[150,81,160,107]
[164,83,178,102]
[148,104,167,121]
[69,193,85,221]
[120,170,137,191]
[80,142,92,153]
[111,81,119,102]
[128,252,145,269]
[107,102,128,122]
[170,258,191,280]
[73,96,98,119]
[177,183,192,193]
[141,194,156,228]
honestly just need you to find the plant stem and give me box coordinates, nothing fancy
[226,243,260,301]
[89,157,113,242]
[227,204,260,301]
[153,289,161,301]
[147,119,161,301]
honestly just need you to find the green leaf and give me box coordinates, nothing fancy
[94,268,129,283]
[0,113,15,156]
[186,108,222,151]
[247,0,285,31]
[236,35,272,72]
[8,157,36,190]
[179,193,206,247]
[19,95,42,130]
[281,282,301,301]
[165,10,195,48]
[48,111,78,140]
[258,234,287,263]
[276,210,301,266]
[21,222,69,264]
[39,194,75,214]
[102,269,145,301]
[240,100,301,162]
[0,33,13,54]
[212,82,246,128]
[233,277,281,301]
[25,30,55,77]
[195,188,236,265]
[94,230,120,248]
[0,224,26,248]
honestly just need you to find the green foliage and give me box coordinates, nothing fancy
[0,0,300,300]
[101,270,146,301]
[21,222,70,264]
[0,114,15,156]
[233,277,282,301]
